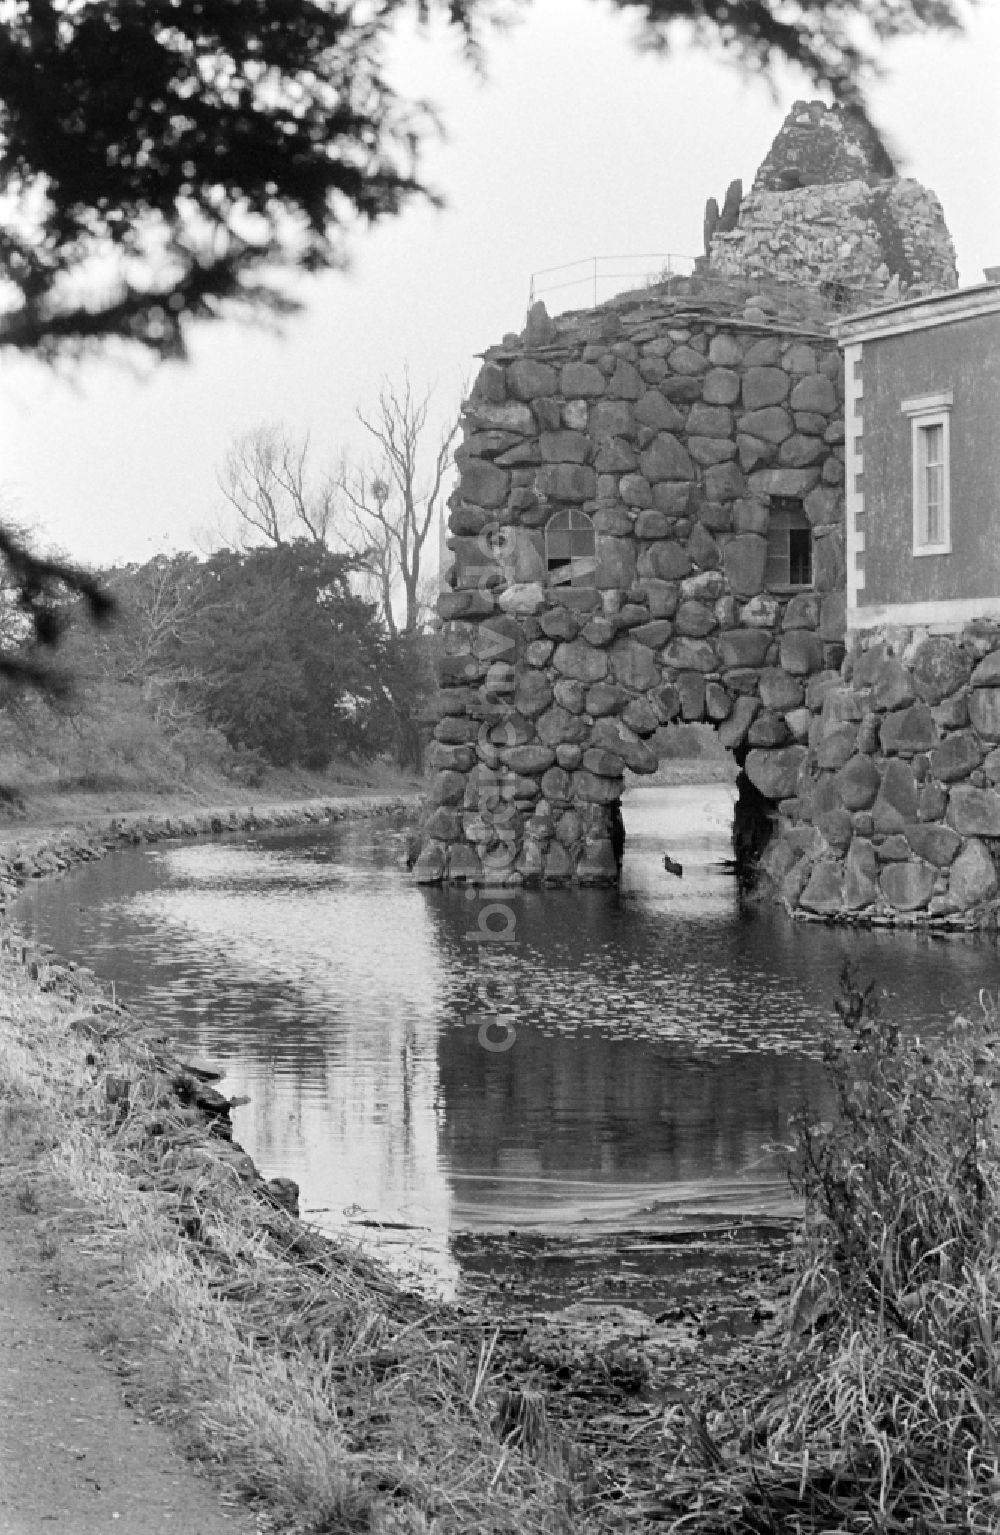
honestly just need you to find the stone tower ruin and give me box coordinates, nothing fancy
[413,105,987,927]
[418,276,846,890]
[706,100,958,303]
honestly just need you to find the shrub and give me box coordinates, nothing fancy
[663,968,1000,1535]
[222,743,267,788]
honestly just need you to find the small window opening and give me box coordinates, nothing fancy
[545,508,596,587]
[766,495,813,590]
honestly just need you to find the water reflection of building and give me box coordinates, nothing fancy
[432,1006,815,1219]
[423,784,829,1230]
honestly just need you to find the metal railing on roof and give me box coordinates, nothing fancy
[526,252,889,322]
[527,253,697,314]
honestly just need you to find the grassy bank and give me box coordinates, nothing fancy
[0,754,422,833]
[0,944,593,1533]
[0,756,422,914]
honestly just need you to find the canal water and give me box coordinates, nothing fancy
[13,784,1000,1288]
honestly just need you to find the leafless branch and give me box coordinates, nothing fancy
[347,367,459,635]
[217,424,341,549]
[214,374,457,643]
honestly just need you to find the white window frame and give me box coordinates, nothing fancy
[902,391,953,557]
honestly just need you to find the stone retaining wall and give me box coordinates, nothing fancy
[765,628,1000,929]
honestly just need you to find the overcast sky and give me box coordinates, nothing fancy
[1,0,998,571]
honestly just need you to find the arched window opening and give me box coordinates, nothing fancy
[766,495,813,590]
[545,508,596,588]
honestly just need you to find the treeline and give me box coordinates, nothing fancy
[0,384,455,798]
[0,542,436,794]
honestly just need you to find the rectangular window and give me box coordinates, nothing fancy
[902,391,953,556]
[545,509,596,587]
[766,495,813,590]
[919,421,945,544]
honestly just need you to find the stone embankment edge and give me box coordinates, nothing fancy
[0,792,420,1215]
[0,792,419,912]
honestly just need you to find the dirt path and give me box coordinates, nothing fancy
[0,1125,263,1535]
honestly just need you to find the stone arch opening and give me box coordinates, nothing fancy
[620,725,772,887]
[612,745,776,899]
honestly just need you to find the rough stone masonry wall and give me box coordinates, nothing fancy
[413,100,991,920]
[764,629,1000,929]
[415,281,847,888]
[710,180,957,301]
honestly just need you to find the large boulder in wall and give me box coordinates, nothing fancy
[745,745,807,800]
[723,534,767,598]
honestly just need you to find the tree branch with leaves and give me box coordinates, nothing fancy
[0,1,973,365]
[0,523,113,696]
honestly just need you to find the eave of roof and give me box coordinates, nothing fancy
[835,283,1000,344]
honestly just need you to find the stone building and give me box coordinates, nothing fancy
[766,284,1000,924]
[841,285,1000,625]
[417,275,849,889]
[415,106,1000,928]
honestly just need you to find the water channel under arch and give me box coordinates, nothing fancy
[13,783,1000,1289]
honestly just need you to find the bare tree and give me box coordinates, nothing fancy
[213,381,458,773]
[218,424,340,550]
[104,556,202,687]
[342,371,459,638]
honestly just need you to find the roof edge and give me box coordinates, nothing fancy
[834,283,1000,343]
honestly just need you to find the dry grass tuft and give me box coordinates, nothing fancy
[15,1178,39,1212]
